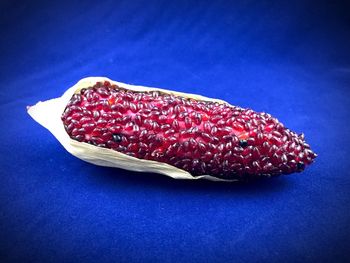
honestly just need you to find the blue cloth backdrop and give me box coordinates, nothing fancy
[1,0,350,262]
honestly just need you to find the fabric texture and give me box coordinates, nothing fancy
[1,0,350,262]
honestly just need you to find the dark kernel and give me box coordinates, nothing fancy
[112,134,123,143]
[239,140,248,148]
[297,162,305,171]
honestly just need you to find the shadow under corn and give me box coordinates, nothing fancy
[83,162,294,196]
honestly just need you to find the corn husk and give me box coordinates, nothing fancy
[27,77,238,182]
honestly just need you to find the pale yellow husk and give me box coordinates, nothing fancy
[27,77,238,182]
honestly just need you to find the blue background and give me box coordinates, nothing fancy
[1,0,350,262]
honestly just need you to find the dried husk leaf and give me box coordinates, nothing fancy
[27,77,238,182]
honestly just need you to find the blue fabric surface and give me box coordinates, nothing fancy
[1,0,350,262]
